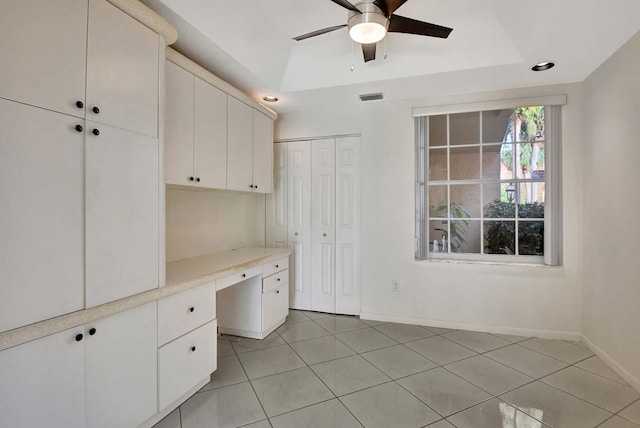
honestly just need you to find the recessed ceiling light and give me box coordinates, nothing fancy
[531,61,555,72]
[263,96,278,102]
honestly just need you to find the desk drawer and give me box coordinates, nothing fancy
[262,257,288,278]
[216,265,262,291]
[158,320,217,411]
[262,269,288,294]
[158,282,215,346]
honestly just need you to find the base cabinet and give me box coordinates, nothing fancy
[0,302,158,428]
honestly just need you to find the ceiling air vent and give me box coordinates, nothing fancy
[359,92,384,102]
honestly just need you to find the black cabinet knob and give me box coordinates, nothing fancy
[75,125,83,132]
[92,106,100,114]
[188,176,194,182]
[255,185,258,189]
[75,333,83,342]
[195,177,200,182]
[76,101,84,109]
[276,290,280,294]
[241,273,246,278]
[191,346,196,352]
[275,264,279,268]
[249,184,254,188]
[189,306,194,313]
[92,128,100,136]
[277,278,281,282]
[89,328,96,336]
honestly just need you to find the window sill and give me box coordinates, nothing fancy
[421,253,556,267]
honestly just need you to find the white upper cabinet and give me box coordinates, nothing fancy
[227,96,254,192]
[0,98,84,333]
[165,61,195,186]
[85,122,159,308]
[85,302,158,428]
[86,0,159,137]
[252,110,274,194]
[194,77,227,189]
[0,0,88,117]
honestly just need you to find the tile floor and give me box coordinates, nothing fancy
[153,310,640,428]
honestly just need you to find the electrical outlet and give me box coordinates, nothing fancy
[391,280,400,292]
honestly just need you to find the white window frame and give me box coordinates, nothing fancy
[414,96,565,266]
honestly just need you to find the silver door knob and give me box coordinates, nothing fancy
[294,232,298,236]
[323,233,327,237]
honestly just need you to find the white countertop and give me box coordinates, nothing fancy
[0,247,291,351]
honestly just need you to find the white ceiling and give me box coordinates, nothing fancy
[142,0,640,113]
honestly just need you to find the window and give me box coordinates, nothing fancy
[415,98,563,265]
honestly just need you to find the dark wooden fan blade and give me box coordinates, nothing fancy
[388,14,453,38]
[373,0,408,16]
[330,0,361,13]
[362,43,376,62]
[293,24,347,41]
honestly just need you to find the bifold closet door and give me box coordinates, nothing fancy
[266,143,288,249]
[287,141,312,310]
[311,139,336,313]
[335,136,361,315]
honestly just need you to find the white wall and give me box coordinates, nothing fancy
[165,189,265,262]
[276,83,584,338]
[582,32,640,388]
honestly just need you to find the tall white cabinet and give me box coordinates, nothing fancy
[266,136,361,315]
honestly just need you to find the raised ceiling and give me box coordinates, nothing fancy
[142,0,640,112]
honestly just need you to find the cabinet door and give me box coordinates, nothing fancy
[165,61,194,186]
[0,0,87,117]
[287,141,312,310]
[194,77,227,189]
[0,99,84,332]
[85,122,159,308]
[86,0,159,137]
[263,282,289,333]
[227,97,254,192]
[335,137,361,315]
[0,327,86,428]
[252,110,274,193]
[86,302,158,428]
[311,139,336,313]
[266,143,288,248]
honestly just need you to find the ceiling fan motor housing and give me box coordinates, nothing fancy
[348,1,389,39]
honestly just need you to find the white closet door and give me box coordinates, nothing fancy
[266,143,288,248]
[194,77,227,189]
[311,139,336,313]
[335,136,361,315]
[287,141,312,310]
[164,61,194,186]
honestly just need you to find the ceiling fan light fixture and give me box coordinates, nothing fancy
[531,61,555,71]
[262,95,278,102]
[348,2,388,44]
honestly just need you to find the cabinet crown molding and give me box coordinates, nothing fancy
[107,0,178,44]
[166,47,278,121]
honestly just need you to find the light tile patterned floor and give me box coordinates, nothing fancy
[153,310,640,428]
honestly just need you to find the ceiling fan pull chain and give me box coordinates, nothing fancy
[384,37,388,60]
[350,40,355,72]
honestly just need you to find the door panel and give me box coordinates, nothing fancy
[85,122,159,308]
[227,97,253,191]
[0,99,84,332]
[194,77,227,189]
[287,141,312,310]
[86,0,159,137]
[252,110,274,193]
[164,61,194,186]
[311,139,336,313]
[266,143,288,248]
[0,0,87,117]
[335,137,361,315]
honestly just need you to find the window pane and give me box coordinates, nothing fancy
[428,115,447,147]
[518,221,544,255]
[514,106,544,142]
[450,112,479,145]
[450,146,480,180]
[515,142,545,179]
[482,109,513,144]
[518,182,545,218]
[452,220,481,254]
[483,183,516,218]
[482,144,515,180]
[483,221,515,255]
[428,185,448,217]
[450,184,481,218]
[428,148,447,181]
[429,220,449,253]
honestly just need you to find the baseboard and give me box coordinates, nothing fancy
[359,312,582,341]
[582,335,640,393]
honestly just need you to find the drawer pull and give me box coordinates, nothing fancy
[276,290,280,294]
[275,264,279,268]
[189,306,195,313]
[191,346,196,352]
[241,273,246,278]
[277,278,281,282]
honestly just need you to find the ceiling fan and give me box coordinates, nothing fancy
[293,0,453,62]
